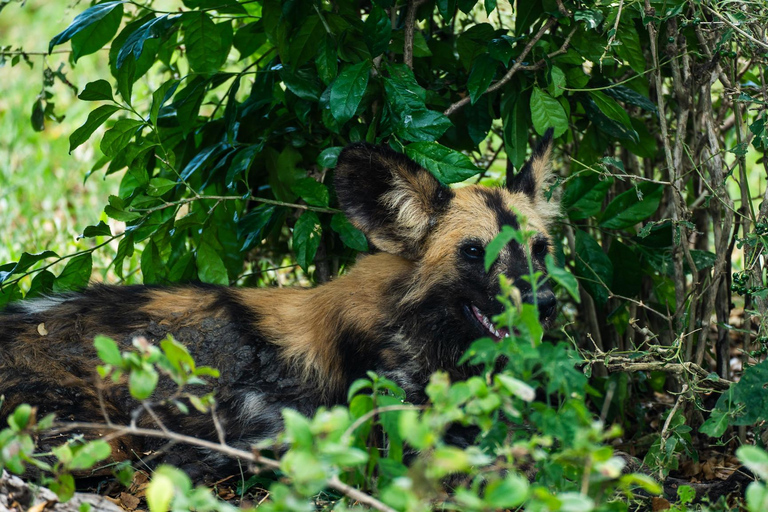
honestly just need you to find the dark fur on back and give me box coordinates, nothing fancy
[0,138,558,477]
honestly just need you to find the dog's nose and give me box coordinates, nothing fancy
[537,289,557,321]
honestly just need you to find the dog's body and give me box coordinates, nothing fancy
[0,137,558,475]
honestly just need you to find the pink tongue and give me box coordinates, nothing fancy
[471,305,507,340]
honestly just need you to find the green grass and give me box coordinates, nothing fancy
[0,0,125,286]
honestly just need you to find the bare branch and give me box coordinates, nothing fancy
[403,0,428,69]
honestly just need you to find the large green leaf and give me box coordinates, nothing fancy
[599,183,663,230]
[100,119,145,158]
[0,251,59,284]
[574,230,613,306]
[70,2,123,62]
[530,87,568,138]
[289,15,325,66]
[405,142,480,184]
[70,104,120,152]
[562,173,613,220]
[364,5,392,58]
[590,90,634,131]
[331,214,369,252]
[183,12,232,74]
[503,92,529,172]
[330,60,371,125]
[293,211,322,273]
[49,1,124,53]
[116,15,179,69]
[196,242,229,285]
[467,54,496,105]
[53,254,93,293]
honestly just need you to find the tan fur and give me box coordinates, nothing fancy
[236,255,414,395]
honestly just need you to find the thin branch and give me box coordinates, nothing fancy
[701,3,768,51]
[52,421,397,512]
[403,0,428,69]
[444,18,561,117]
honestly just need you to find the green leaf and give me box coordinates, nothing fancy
[100,119,144,158]
[289,15,325,66]
[233,21,267,60]
[614,23,645,73]
[78,79,114,102]
[0,250,59,283]
[238,205,278,252]
[147,177,177,197]
[226,144,260,188]
[574,9,604,29]
[590,90,634,130]
[599,183,663,230]
[394,108,453,143]
[484,474,529,509]
[291,178,329,207]
[574,230,613,306]
[293,211,322,273]
[405,142,480,184]
[530,87,568,138]
[161,335,196,374]
[603,85,657,114]
[129,365,159,400]
[94,335,123,366]
[484,225,518,272]
[699,409,730,438]
[70,104,120,152]
[150,79,180,126]
[545,254,580,304]
[548,66,566,98]
[467,54,496,105]
[317,147,342,168]
[27,271,56,299]
[49,1,124,53]
[9,404,33,431]
[503,93,529,172]
[117,15,179,69]
[562,173,613,221]
[53,253,93,293]
[281,66,323,102]
[182,12,232,74]
[331,214,369,252]
[70,3,123,62]
[315,35,338,85]
[141,240,165,284]
[364,6,392,58]
[738,446,768,481]
[70,440,112,470]
[330,60,371,125]
[484,0,497,15]
[196,242,229,285]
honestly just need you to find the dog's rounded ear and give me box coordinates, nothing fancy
[506,128,559,224]
[334,143,454,259]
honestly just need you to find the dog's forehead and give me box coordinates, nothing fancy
[445,186,547,238]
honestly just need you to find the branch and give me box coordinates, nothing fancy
[52,421,397,512]
[403,0,428,69]
[444,18,561,117]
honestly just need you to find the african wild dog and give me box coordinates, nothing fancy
[0,133,558,476]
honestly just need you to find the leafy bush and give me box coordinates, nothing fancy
[2,0,768,509]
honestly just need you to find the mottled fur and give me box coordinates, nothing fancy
[0,134,558,476]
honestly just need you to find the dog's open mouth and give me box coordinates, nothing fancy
[469,304,510,341]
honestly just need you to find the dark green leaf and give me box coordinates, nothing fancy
[590,90,634,130]
[79,79,114,102]
[503,93,529,172]
[117,15,179,69]
[293,211,322,273]
[100,119,144,158]
[330,60,371,125]
[315,35,338,85]
[179,142,228,181]
[530,87,568,138]
[437,0,457,21]
[614,23,645,73]
[405,142,480,184]
[140,240,165,284]
[574,230,613,306]
[599,183,663,230]
[27,270,56,299]
[238,205,278,252]
[291,178,329,207]
[603,85,658,114]
[484,0,497,15]
[317,147,342,168]
[183,12,232,74]
[364,6,392,58]
[562,173,613,220]
[82,221,112,238]
[53,253,93,293]
[289,15,325,66]
[30,99,45,132]
[281,66,323,102]
[331,214,368,252]
[49,1,124,53]
[147,177,177,197]
[70,3,123,62]
[0,251,59,283]
[150,79,180,127]
[226,144,260,188]
[545,254,580,304]
[548,66,566,98]
[574,9,604,29]
[70,104,120,152]
[233,21,267,60]
[467,54,496,105]
[196,242,229,285]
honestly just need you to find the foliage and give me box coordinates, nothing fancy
[2,0,768,508]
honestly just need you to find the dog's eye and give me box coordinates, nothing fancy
[461,244,485,261]
[533,239,550,258]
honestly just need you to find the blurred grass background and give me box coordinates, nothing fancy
[0,0,123,282]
